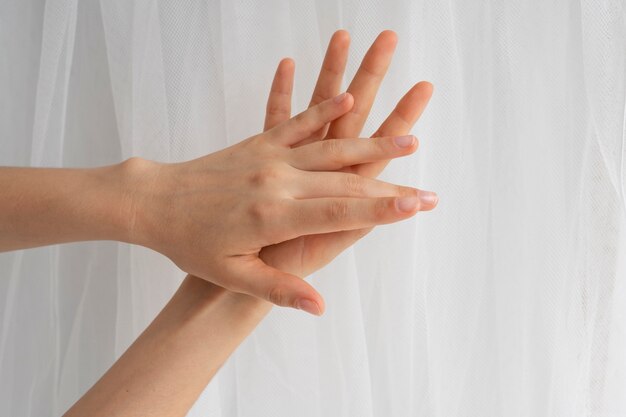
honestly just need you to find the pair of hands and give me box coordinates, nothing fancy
[124,30,437,316]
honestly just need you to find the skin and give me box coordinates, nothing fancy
[126,94,436,315]
[260,30,435,288]
[63,29,436,417]
[0,30,436,315]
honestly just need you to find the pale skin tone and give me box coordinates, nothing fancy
[61,30,436,417]
[0,33,435,316]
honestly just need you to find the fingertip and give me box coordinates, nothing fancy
[343,91,354,109]
[332,91,354,112]
[396,194,421,213]
[398,82,433,114]
[337,92,355,118]
[316,295,326,315]
[292,280,325,316]
[391,134,418,151]
[418,190,439,210]
[417,80,434,96]
[295,289,325,316]
[332,29,351,46]
[396,189,439,214]
[392,133,420,154]
[296,298,323,316]
[379,29,398,46]
[279,57,295,71]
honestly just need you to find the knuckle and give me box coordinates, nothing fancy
[266,103,288,117]
[345,174,365,195]
[374,138,390,155]
[321,139,344,163]
[267,285,285,306]
[373,197,391,222]
[248,164,283,187]
[310,91,328,106]
[293,111,307,126]
[247,199,275,223]
[291,111,313,136]
[397,185,416,197]
[327,199,350,222]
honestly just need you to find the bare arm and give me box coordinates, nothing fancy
[0,163,136,252]
[62,30,437,417]
[63,275,270,417]
[0,93,429,314]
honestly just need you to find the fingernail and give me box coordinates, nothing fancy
[333,92,347,103]
[418,191,438,206]
[394,135,415,148]
[396,195,419,212]
[296,299,322,316]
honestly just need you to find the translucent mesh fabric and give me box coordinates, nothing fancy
[1,1,625,416]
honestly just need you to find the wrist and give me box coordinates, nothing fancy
[112,157,164,247]
[63,275,272,417]
[176,275,273,322]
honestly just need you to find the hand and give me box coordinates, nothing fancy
[259,30,436,292]
[62,30,438,417]
[126,90,430,314]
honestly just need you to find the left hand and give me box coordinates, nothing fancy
[259,30,436,286]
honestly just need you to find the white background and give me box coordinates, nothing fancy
[1,1,625,416]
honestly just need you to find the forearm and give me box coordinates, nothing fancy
[63,275,272,417]
[0,161,138,252]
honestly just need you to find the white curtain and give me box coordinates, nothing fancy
[1,1,626,416]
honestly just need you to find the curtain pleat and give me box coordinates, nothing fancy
[1,1,625,416]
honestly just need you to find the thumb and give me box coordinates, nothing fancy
[228,256,325,316]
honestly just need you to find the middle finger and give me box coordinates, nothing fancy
[326,30,398,139]
[288,170,419,200]
[288,135,418,171]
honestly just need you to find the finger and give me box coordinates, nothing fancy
[259,227,374,276]
[296,82,436,261]
[308,30,350,107]
[267,92,354,147]
[288,135,418,171]
[288,170,418,200]
[354,81,434,178]
[372,81,433,139]
[280,193,438,240]
[264,58,295,131]
[227,256,325,316]
[326,30,398,139]
[304,30,350,142]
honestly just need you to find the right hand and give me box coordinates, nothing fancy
[125,91,435,315]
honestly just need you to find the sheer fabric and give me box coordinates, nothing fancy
[1,1,626,416]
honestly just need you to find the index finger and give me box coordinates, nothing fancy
[267,93,354,146]
[264,58,295,131]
